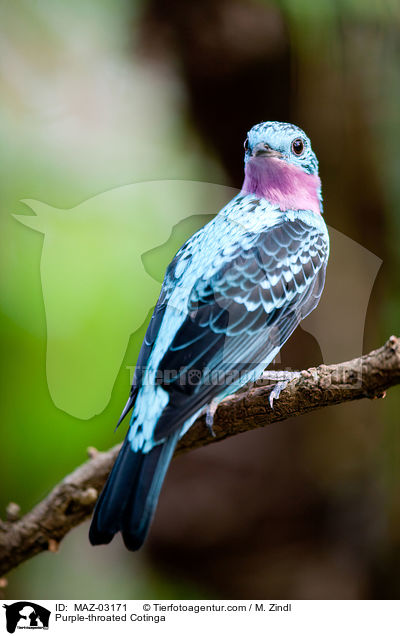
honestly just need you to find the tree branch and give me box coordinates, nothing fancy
[1,336,400,578]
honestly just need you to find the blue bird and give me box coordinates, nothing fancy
[89,121,330,550]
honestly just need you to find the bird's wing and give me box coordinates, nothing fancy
[153,213,329,439]
[117,231,202,424]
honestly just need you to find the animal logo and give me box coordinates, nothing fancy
[3,602,50,633]
[14,181,381,420]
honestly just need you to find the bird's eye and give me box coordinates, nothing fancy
[244,138,250,152]
[291,138,304,156]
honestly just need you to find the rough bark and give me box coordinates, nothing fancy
[1,336,399,578]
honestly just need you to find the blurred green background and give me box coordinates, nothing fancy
[1,0,400,599]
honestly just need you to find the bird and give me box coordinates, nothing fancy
[89,121,330,551]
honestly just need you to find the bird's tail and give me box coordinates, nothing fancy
[89,430,179,551]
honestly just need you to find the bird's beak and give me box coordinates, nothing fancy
[251,143,283,159]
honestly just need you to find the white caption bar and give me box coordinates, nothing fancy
[1,600,398,635]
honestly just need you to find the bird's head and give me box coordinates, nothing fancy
[244,121,318,175]
[242,121,322,214]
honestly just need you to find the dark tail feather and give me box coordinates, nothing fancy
[121,430,179,550]
[89,438,143,545]
[89,431,179,550]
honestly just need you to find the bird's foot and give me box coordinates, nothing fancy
[205,400,218,437]
[269,381,288,408]
[268,371,301,409]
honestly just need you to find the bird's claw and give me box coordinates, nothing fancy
[266,371,301,408]
[269,380,288,408]
[205,401,218,437]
